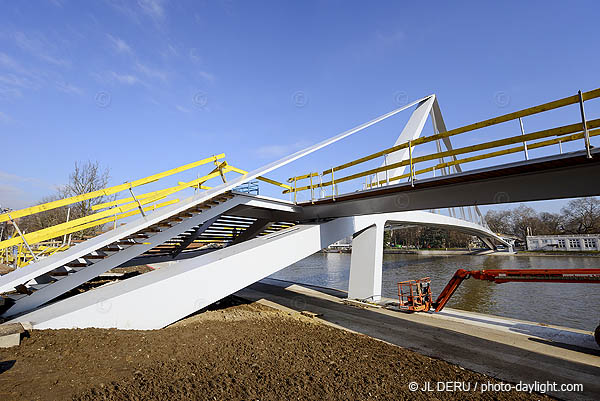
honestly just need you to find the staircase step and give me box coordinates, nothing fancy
[85,254,107,260]
[66,262,88,268]
[14,284,33,295]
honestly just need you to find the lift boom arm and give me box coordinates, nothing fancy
[432,268,600,312]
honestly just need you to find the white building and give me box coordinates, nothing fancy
[526,234,600,251]
[327,236,352,251]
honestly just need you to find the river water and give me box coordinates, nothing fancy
[270,252,600,331]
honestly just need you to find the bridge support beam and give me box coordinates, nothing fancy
[480,236,496,251]
[348,223,384,302]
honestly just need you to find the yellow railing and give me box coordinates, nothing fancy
[285,88,600,199]
[0,154,290,263]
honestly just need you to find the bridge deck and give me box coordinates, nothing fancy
[301,149,600,219]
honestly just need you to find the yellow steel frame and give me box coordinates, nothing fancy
[0,154,225,223]
[225,165,292,191]
[0,167,232,250]
[0,153,295,257]
[285,88,600,196]
[368,128,600,187]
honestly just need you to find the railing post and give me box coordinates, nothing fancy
[384,154,389,185]
[409,140,414,187]
[319,173,324,199]
[309,173,314,204]
[7,213,38,263]
[331,167,335,201]
[112,207,118,230]
[293,177,297,204]
[62,207,71,245]
[129,185,146,217]
[578,90,592,158]
[559,140,563,154]
[518,117,529,160]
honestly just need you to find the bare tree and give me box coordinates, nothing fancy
[538,212,563,235]
[511,204,546,238]
[561,197,600,234]
[61,161,112,221]
[484,210,513,235]
[19,161,113,239]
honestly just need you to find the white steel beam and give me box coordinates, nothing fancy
[9,216,378,329]
[7,211,504,330]
[375,96,436,183]
[348,223,384,301]
[2,198,244,317]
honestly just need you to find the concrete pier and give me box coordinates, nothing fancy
[236,278,599,401]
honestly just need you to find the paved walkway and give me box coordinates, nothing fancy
[236,278,599,401]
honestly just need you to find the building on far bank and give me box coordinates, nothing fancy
[327,236,352,251]
[526,234,600,251]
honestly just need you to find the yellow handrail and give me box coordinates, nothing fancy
[289,87,600,181]
[285,88,600,195]
[368,128,600,187]
[0,154,225,223]
[0,167,233,250]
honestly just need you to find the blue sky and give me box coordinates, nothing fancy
[1,0,598,214]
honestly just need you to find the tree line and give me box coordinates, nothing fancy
[484,197,600,238]
[384,227,473,249]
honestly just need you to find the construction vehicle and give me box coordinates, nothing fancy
[397,268,600,346]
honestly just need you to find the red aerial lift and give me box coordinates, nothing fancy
[397,268,600,346]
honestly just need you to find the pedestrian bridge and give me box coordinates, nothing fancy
[0,88,599,329]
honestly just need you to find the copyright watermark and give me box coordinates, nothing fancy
[493,191,510,203]
[292,91,308,108]
[494,91,510,108]
[95,91,111,108]
[193,91,208,109]
[96,298,112,314]
[394,91,408,106]
[409,380,583,394]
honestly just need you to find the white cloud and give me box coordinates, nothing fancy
[135,62,167,82]
[0,72,37,99]
[48,0,66,6]
[166,44,177,56]
[0,73,35,89]
[188,49,215,81]
[110,71,140,85]
[0,52,45,99]
[0,52,19,70]
[375,30,406,46]
[256,141,308,159]
[0,170,54,190]
[175,105,191,113]
[56,81,84,95]
[138,0,165,19]
[197,70,215,82]
[0,86,23,100]
[107,34,132,54]
[13,31,70,67]
[0,111,10,123]
[0,182,46,210]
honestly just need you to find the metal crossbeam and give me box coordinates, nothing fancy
[171,216,220,258]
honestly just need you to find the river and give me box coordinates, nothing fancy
[269,252,600,331]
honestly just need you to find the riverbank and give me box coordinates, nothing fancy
[0,296,553,401]
[238,279,599,400]
[324,249,600,257]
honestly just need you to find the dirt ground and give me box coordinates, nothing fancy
[0,297,552,401]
